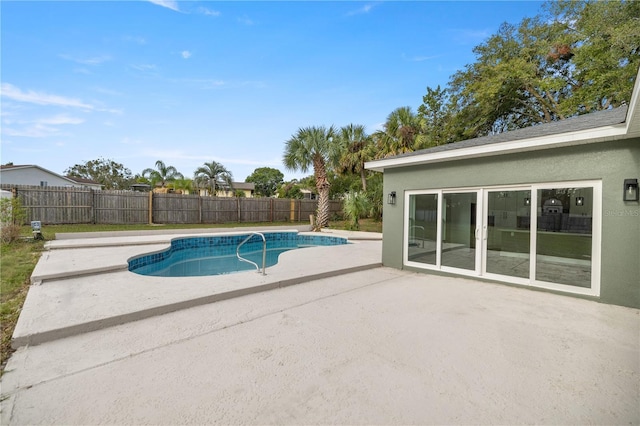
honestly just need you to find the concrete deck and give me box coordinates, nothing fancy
[12,227,382,347]
[1,228,638,424]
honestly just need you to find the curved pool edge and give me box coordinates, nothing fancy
[14,240,383,348]
[127,230,349,277]
[32,228,380,284]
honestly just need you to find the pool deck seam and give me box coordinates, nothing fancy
[13,228,383,349]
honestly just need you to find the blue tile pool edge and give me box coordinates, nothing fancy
[127,231,349,276]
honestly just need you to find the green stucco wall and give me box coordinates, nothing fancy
[381,138,640,308]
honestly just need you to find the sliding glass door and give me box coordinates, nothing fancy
[404,181,600,296]
[534,186,594,288]
[484,189,531,280]
[441,192,478,272]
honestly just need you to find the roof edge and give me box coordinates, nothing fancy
[366,66,640,173]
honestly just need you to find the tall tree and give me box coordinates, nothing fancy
[548,0,640,114]
[193,161,233,196]
[417,85,453,147]
[335,124,373,192]
[373,107,422,158]
[246,167,284,197]
[142,160,183,188]
[283,126,337,230]
[65,158,133,190]
[445,0,640,139]
[169,178,194,194]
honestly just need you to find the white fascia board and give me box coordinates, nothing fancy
[365,123,629,173]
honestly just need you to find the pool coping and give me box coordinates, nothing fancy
[13,228,382,348]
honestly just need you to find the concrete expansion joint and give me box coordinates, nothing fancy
[12,263,384,349]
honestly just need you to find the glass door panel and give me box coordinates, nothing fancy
[441,192,477,271]
[407,193,438,265]
[535,187,593,288]
[485,190,531,279]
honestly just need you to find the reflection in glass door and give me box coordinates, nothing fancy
[441,192,477,271]
[407,193,439,265]
[485,190,531,279]
[404,182,599,297]
[535,187,593,288]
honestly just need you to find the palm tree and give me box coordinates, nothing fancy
[374,106,423,158]
[141,160,183,188]
[169,178,193,194]
[193,161,233,196]
[336,123,373,192]
[283,125,337,231]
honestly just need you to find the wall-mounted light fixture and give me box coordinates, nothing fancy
[524,197,530,206]
[388,191,396,205]
[624,179,639,202]
[576,197,584,206]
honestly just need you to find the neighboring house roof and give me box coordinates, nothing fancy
[0,164,102,188]
[65,176,102,186]
[230,182,255,191]
[366,67,640,172]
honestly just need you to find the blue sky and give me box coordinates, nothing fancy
[1,1,544,182]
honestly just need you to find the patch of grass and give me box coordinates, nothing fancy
[328,218,382,233]
[0,220,382,374]
[1,238,45,373]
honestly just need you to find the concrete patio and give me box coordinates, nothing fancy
[1,228,638,424]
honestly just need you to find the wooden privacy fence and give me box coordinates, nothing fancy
[1,185,343,225]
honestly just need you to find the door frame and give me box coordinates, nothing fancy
[403,180,602,297]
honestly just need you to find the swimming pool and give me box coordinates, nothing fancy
[128,231,349,277]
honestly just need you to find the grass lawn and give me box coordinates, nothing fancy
[0,219,382,374]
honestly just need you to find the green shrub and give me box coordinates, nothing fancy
[342,191,371,230]
[0,198,27,243]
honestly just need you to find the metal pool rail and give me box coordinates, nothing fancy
[236,232,267,275]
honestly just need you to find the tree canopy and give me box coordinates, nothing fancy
[283,126,338,230]
[421,0,640,142]
[65,158,133,190]
[246,167,284,197]
[141,160,183,188]
[194,161,233,196]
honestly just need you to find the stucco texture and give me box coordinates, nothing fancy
[381,138,640,308]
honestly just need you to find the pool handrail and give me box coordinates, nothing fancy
[236,232,267,275]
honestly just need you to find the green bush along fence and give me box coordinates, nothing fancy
[1,185,342,225]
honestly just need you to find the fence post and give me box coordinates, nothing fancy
[198,194,202,224]
[237,198,241,223]
[270,198,273,222]
[148,191,153,225]
[91,189,96,224]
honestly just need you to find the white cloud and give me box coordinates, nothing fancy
[1,83,95,110]
[1,114,85,138]
[39,114,85,125]
[59,54,111,65]
[237,15,254,26]
[92,87,124,97]
[198,7,220,17]
[181,50,192,59]
[121,137,144,145]
[123,35,147,45]
[401,53,442,62]
[148,0,180,12]
[130,63,157,72]
[140,149,279,167]
[346,3,378,16]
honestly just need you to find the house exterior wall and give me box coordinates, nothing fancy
[215,189,254,198]
[381,138,640,308]
[0,168,74,187]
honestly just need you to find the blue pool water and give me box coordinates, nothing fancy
[128,231,348,277]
